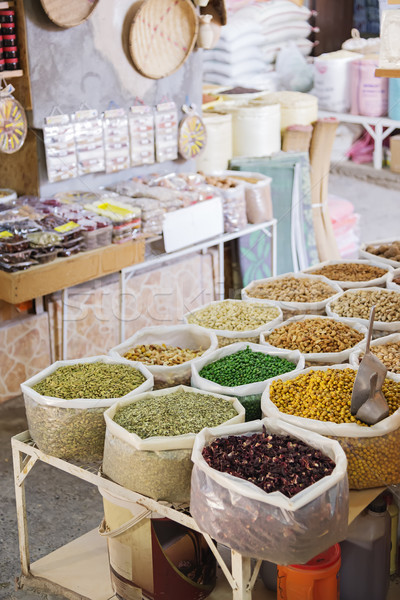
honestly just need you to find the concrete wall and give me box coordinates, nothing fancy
[23,0,203,195]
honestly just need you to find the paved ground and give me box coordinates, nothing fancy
[1,171,400,599]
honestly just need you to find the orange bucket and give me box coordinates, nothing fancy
[277,544,341,600]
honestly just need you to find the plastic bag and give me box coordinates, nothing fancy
[261,364,400,489]
[326,286,400,333]
[242,273,343,320]
[219,169,273,224]
[349,332,400,381]
[303,259,392,290]
[275,41,314,93]
[20,356,153,462]
[109,325,218,388]
[190,417,348,564]
[184,299,283,348]
[102,386,245,503]
[191,342,304,421]
[260,314,367,366]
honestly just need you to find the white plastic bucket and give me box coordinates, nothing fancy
[197,112,233,172]
[230,103,281,157]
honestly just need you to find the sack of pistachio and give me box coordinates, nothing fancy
[184,299,282,348]
[261,365,400,489]
[21,356,153,462]
[260,315,367,367]
[109,324,218,389]
[242,273,342,319]
[191,342,304,421]
[102,385,245,504]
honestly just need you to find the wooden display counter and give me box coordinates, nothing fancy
[0,241,145,304]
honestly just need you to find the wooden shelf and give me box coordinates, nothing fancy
[0,1,14,7]
[0,240,145,304]
[376,68,400,78]
[0,70,24,79]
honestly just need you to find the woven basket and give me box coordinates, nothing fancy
[129,0,198,80]
[40,0,99,28]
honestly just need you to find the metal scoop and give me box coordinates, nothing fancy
[351,305,389,425]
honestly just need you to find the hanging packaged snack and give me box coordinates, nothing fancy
[103,108,130,173]
[0,83,27,154]
[178,105,207,160]
[129,105,155,167]
[155,101,178,163]
[73,108,105,175]
[43,113,77,182]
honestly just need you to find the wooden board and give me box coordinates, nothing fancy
[0,240,145,304]
[0,128,39,195]
[376,68,400,78]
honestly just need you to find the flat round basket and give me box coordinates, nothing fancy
[129,0,198,80]
[40,0,99,28]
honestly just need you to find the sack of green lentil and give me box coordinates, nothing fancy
[20,356,153,463]
[102,385,245,504]
[191,342,304,421]
[190,417,348,565]
[360,238,400,269]
[184,299,283,348]
[302,259,392,290]
[241,273,343,319]
[387,267,400,292]
[326,287,400,333]
[261,364,400,489]
[260,314,367,366]
[349,333,400,382]
[109,325,218,389]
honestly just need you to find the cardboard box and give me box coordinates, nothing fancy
[162,198,224,253]
[0,240,145,304]
[390,134,400,174]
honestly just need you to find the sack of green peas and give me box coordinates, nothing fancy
[191,342,304,421]
[261,364,400,489]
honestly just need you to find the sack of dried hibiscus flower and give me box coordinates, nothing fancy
[190,418,348,565]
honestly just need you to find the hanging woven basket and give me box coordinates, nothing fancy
[40,0,100,28]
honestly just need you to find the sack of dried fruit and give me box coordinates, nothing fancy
[260,314,367,366]
[190,417,348,565]
[20,356,154,463]
[184,299,283,348]
[242,273,342,319]
[326,287,400,333]
[303,259,392,290]
[262,364,400,489]
[360,238,400,269]
[191,342,304,421]
[102,385,245,504]
[349,333,400,382]
[109,324,218,389]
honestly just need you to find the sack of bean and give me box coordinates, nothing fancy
[260,315,367,366]
[387,267,400,292]
[326,287,400,333]
[242,273,342,320]
[360,238,400,269]
[20,356,153,462]
[191,342,304,421]
[303,259,392,290]
[190,418,348,565]
[102,385,245,504]
[262,365,400,489]
[349,333,400,381]
[184,299,283,348]
[109,325,218,389]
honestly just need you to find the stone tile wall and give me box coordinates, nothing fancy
[0,251,218,404]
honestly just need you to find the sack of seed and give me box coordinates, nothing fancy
[184,299,283,348]
[102,385,245,504]
[190,418,348,565]
[20,356,153,463]
[191,342,304,421]
[109,324,218,389]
